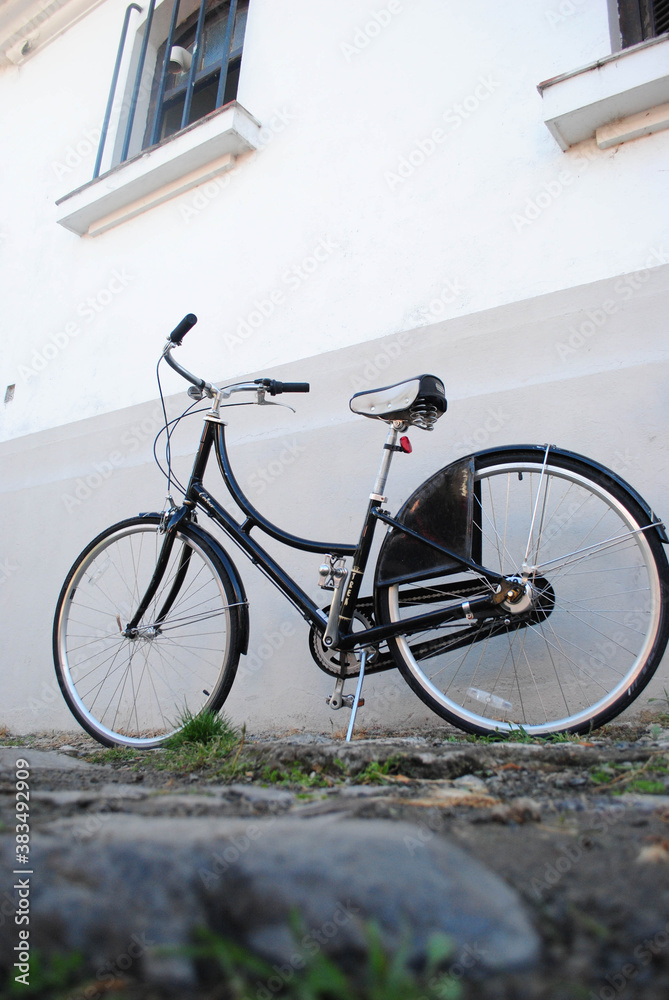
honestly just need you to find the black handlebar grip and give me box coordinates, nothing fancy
[270,381,310,394]
[169,313,198,345]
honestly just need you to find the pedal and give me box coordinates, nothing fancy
[326,676,366,711]
[326,676,345,710]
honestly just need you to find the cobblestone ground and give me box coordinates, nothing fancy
[2,714,669,998]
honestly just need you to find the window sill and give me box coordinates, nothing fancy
[538,34,669,150]
[55,101,261,237]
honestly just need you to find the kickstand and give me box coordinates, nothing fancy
[346,649,367,743]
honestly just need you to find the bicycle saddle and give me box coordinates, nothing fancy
[349,374,447,430]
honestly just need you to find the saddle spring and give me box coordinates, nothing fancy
[410,398,440,431]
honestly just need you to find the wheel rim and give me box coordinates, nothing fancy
[388,460,663,734]
[56,523,232,747]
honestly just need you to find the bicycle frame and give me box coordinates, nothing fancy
[141,407,510,654]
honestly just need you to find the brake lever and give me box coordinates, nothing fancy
[257,396,296,413]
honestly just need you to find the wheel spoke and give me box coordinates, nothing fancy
[381,455,668,735]
[54,518,239,747]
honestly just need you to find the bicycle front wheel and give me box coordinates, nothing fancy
[376,449,669,736]
[53,516,244,748]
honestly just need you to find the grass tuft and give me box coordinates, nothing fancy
[165,706,239,750]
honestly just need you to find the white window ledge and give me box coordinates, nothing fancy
[56,102,262,237]
[538,34,669,150]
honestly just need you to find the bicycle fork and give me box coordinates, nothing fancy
[123,509,191,636]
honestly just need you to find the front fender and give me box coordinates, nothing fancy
[184,521,250,656]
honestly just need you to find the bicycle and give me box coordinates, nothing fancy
[53,314,669,748]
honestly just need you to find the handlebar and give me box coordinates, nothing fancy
[254,379,310,395]
[169,313,198,345]
[162,315,310,400]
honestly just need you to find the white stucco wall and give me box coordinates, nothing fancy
[1,0,668,735]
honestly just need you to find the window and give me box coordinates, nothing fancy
[618,0,669,48]
[106,0,249,171]
[143,0,248,150]
[56,0,261,237]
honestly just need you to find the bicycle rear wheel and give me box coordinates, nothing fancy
[53,515,244,748]
[376,449,669,736]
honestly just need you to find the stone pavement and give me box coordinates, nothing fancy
[1,724,669,998]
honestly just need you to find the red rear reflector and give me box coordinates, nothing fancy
[400,436,412,454]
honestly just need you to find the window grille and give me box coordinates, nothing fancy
[618,0,669,47]
[94,0,248,179]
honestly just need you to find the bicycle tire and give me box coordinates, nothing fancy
[53,515,244,748]
[375,448,669,736]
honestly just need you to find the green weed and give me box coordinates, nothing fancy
[260,763,331,788]
[85,746,141,765]
[589,753,669,794]
[5,949,84,996]
[165,706,238,749]
[353,756,406,784]
[168,920,461,1000]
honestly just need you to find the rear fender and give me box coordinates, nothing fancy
[374,443,667,591]
[472,444,668,544]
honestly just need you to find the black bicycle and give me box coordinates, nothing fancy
[53,315,669,748]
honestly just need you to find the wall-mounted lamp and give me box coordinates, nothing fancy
[169,46,192,73]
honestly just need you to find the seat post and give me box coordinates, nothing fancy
[371,424,401,501]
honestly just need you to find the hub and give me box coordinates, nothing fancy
[500,575,555,621]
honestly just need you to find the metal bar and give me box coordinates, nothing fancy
[190,483,328,627]
[346,649,367,743]
[121,0,157,163]
[180,0,208,131]
[214,0,237,108]
[337,591,501,651]
[149,0,182,147]
[93,3,142,178]
[372,507,505,583]
[213,424,357,556]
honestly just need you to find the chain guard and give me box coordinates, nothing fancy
[308,600,394,677]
